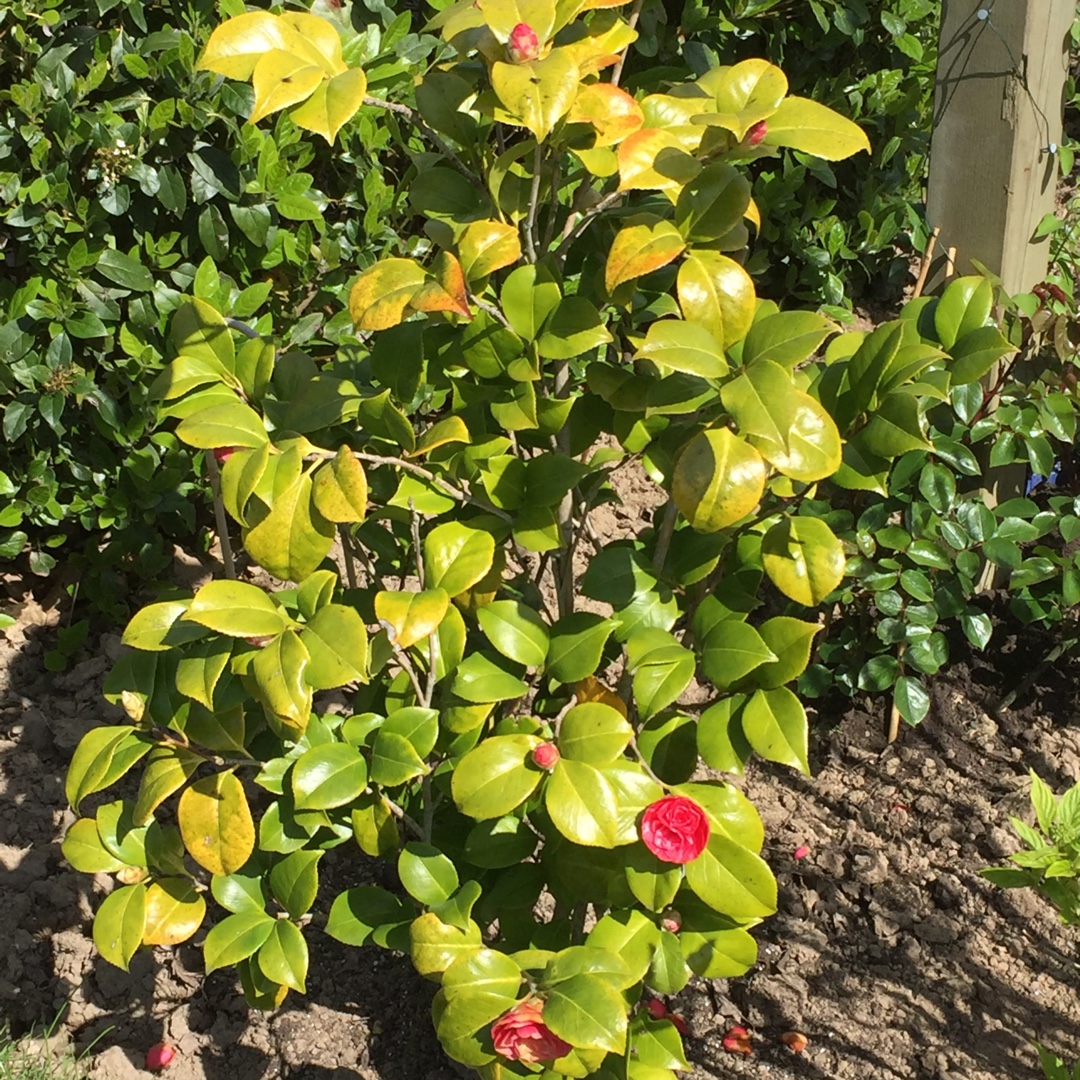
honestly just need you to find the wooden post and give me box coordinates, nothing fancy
[925,1,1073,588]
[926,0,1073,295]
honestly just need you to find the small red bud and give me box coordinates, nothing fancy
[745,120,768,146]
[212,446,237,465]
[644,998,667,1020]
[793,845,810,860]
[669,1013,688,1035]
[243,635,275,648]
[660,908,682,933]
[507,22,540,63]
[531,742,560,770]
[145,1043,175,1071]
[722,1026,752,1055]
[781,1031,809,1053]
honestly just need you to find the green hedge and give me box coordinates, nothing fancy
[0,0,423,611]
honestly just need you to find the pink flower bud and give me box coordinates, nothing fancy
[212,446,237,465]
[660,908,682,933]
[531,742,559,770]
[145,1043,175,1071]
[793,845,810,860]
[745,120,768,146]
[507,22,540,64]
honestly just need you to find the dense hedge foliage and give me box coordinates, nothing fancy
[0,0,422,610]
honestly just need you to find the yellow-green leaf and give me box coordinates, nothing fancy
[760,96,871,161]
[605,220,685,293]
[290,67,367,143]
[752,392,842,482]
[491,51,580,142]
[349,259,427,331]
[243,470,335,584]
[93,884,147,971]
[673,428,765,533]
[311,447,368,523]
[567,83,644,147]
[458,220,522,283]
[761,516,845,606]
[142,878,207,946]
[617,128,701,198]
[415,416,472,456]
[677,252,755,349]
[375,589,450,649]
[177,771,255,877]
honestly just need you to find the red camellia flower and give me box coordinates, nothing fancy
[745,120,768,145]
[491,1001,572,1064]
[145,1043,175,1071]
[640,796,710,864]
[531,742,560,770]
[507,22,540,63]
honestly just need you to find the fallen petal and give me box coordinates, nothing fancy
[781,1031,809,1053]
[722,1026,752,1054]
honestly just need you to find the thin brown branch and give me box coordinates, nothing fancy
[609,0,644,88]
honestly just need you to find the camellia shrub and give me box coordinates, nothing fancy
[60,3,950,1076]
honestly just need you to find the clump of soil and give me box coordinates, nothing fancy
[2,594,1080,1079]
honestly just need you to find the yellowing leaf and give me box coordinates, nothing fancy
[250,51,326,125]
[677,252,756,349]
[142,878,207,947]
[605,219,685,293]
[277,12,348,75]
[311,447,368,523]
[376,589,451,649]
[479,0,557,43]
[761,96,871,161]
[415,416,472,456]
[290,67,368,143]
[568,83,644,147]
[410,252,471,318]
[575,676,628,717]
[178,771,255,877]
[752,391,842,483]
[617,129,701,199]
[349,259,427,331]
[491,51,580,141]
[559,17,638,76]
[761,517,845,607]
[458,220,522,283]
[673,428,765,533]
[198,12,302,79]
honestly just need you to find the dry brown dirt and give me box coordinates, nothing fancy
[2,590,1080,1080]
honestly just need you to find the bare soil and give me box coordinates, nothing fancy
[2,587,1080,1080]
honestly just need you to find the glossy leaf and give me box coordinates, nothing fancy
[673,428,765,533]
[761,516,845,606]
[741,687,809,773]
[292,743,368,810]
[761,96,871,160]
[93,884,147,971]
[177,771,255,876]
[424,522,496,597]
[142,878,206,946]
[452,734,542,820]
[477,601,549,667]
[634,319,727,378]
[605,220,685,292]
[491,52,580,141]
[677,252,755,348]
[375,589,450,649]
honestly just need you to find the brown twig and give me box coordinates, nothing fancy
[609,0,644,89]
[911,225,940,299]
